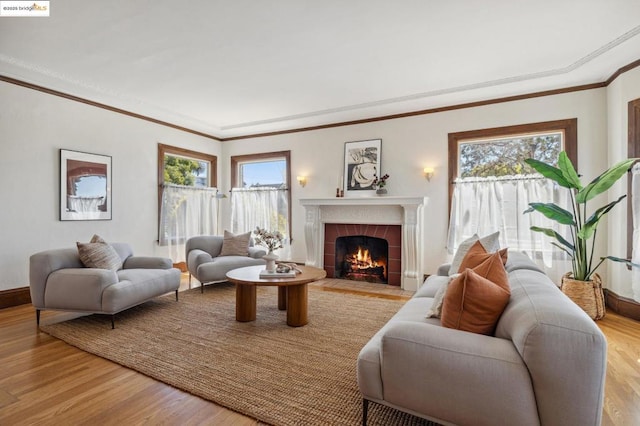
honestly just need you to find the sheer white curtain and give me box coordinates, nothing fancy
[230,187,290,256]
[447,175,571,284]
[159,184,219,263]
[631,163,640,301]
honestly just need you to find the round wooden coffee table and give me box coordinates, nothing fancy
[225,265,326,327]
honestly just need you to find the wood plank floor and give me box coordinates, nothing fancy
[1,277,638,425]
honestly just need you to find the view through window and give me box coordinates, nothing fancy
[230,151,291,243]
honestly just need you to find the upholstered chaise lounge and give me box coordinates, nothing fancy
[186,234,266,292]
[357,251,607,426]
[30,242,181,328]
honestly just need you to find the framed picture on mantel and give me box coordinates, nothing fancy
[60,149,112,221]
[343,139,381,197]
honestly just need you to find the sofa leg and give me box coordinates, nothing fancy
[188,273,192,289]
[362,399,369,426]
[36,309,40,326]
[201,282,204,293]
[111,315,115,329]
[175,289,179,301]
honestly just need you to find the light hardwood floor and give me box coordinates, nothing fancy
[1,277,638,425]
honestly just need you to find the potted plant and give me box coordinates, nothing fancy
[524,151,637,319]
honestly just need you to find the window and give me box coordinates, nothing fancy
[230,151,291,242]
[447,119,577,282]
[157,144,218,259]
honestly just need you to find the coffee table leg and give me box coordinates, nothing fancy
[277,286,287,310]
[286,283,308,327]
[236,284,256,322]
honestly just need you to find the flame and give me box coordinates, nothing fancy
[346,246,382,270]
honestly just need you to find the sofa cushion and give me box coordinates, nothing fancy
[441,251,510,334]
[77,235,123,271]
[219,230,251,256]
[458,240,508,272]
[441,268,511,335]
[449,231,500,275]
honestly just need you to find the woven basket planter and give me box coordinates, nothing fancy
[561,273,606,320]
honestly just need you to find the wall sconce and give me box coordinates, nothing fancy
[297,176,308,187]
[423,167,434,181]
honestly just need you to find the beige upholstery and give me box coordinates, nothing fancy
[30,242,181,328]
[186,235,267,292]
[357,251,607,426]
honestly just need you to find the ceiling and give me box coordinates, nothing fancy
[2,1,640,139]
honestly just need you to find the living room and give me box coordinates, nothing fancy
[2,2,640,425]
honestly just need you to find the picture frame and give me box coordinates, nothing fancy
[60,149,112,221]
[343,139,382,197]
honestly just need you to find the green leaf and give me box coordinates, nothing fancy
[576,159,635,203]
[557,151,582,190]
[551,242,574,257]
[602,256,640,269]
[530,226,574,251]
[524,158,573,188]
[578,195,626,240]
[525,202,576,225]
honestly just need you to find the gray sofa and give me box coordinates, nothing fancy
[357,251,607,426]
[30,243,181,328]
[186,235,267,292]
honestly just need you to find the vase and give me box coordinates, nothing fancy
[263,251,278,272]
[376,188,387,196]
[560,273,605,320]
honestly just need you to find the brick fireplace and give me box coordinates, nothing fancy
[324,224,402,285]
[299,196,427,291]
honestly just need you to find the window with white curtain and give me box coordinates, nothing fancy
[230,151,291,252]
[157,144,218,262]
[447,119,577,283]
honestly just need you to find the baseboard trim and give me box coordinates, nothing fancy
[0,287,31,309]
[604,289,640,321]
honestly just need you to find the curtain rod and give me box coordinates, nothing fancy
[452,175,548,184]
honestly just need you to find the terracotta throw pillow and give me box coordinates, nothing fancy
[440,250,511,335]
[77,234,122,271]
[449,232,500,275]
[458,240,508,272]
[219,230,251,256]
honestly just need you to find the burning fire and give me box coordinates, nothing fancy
[346,247,380,270]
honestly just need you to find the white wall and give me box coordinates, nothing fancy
[222,88,608,280]
[0,81,221,291]
[607,66,640,300]
[0,80,614,293]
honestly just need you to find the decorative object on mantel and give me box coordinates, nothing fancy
[373,173,389,195]
[254,227,284,272]
[524,151,638,320]
[343,139,382,197]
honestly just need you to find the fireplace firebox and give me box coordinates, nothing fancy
[335,236,388,283]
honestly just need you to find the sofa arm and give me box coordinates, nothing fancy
[30,248,84,308]
[123,256,173,270]
[379,321,538,426]
[186,249,213,276]
[44,268,119,312]
[248,246,267,258]
[436,263,451,276]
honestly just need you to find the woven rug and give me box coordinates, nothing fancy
[41,283,436,426]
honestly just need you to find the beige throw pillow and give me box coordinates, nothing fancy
[77,234,122,271]
[449,231,500,275]
[219,230,251,256]
[426,274,459,318]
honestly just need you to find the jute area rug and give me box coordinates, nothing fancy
[41,283,435,426]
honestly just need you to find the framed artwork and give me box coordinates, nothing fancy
[60,149,112,221]
[343,139,381,197]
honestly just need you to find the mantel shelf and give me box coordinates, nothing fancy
[299,196,427,207]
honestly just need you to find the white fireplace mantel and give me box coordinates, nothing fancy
[299,196,428,291]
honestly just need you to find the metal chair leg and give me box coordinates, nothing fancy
[363,399,369,426]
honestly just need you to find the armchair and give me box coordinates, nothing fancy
[186,235,266,292]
